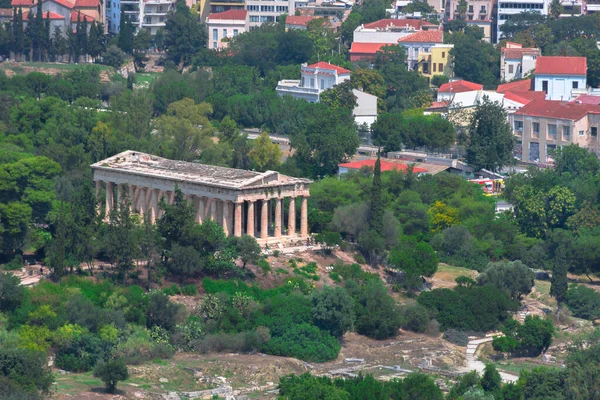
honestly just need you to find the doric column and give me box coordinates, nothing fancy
[260,199,269,239]
[138,187,147,217]
[221,201,231,236]
[300,196,308,237]
[105,181,114,219]
[246,201,255,237]
[210,199,217,221]
[234,202,243,236]
[149,189,159,223]
[274,198,282,238]
[116,184,123,206]
[128,185,134,211]
[288,197,296,236]
[168,191,175,205]
[95,180,101,202]
[195,196,205,224]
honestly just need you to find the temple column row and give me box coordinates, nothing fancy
[95,180,309,238]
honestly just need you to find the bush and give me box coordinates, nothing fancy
[403,304,430,333]
[353,280,403,340]
[477,260,535,300]
[566,285,600,320]
[257,258,271,275]
[354,253,366,264]
[312,286,355,338]
[93,358,129,393]
[181,284,198,296]
[0,273,25,312]
[261,323,340,362]
[3,255,23,271]
[194,328,269,354]
[0,347,54,395]
[115,326,175,365]
[443,329,469,346]
[328,271,341,283]
[146,291,187,331]
[163,284,181,296]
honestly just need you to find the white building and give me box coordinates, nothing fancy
[276,62,378,127]
[534,56,587,101]
[397,29,444,70]
[352,18,439,44]
[500,42,541,82]
[496,0,546,43]
[206,10,248,50]
[246,0,293,27]
[276,61,351,103]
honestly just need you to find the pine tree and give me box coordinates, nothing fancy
[48,205,69,280]
[13,7,24,60]
[118,11,134,54]
[369,153,384,237]
[77,13,88,62]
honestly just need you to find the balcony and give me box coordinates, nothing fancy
[142,21,166,26]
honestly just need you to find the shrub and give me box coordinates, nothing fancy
[403,304,430,333]
[3,255,23,271]
[328,271,341,283]
[272,250,281,257]
[0,273,25,312]
[443,329,469,346]
[477,260,535,300]
[353,280,403,340]
[354,253,366,264]
[194,328,269,354]
[276,268,289,275]
[566,285,600,320]
[312,286,355,338]
[261,323,340,362]
[0,347,54,395]
[146,291,187,331]
[93,358,129,393]
[163,284,181,296]
[181,284,198,296]
[258,258,271,275]
[115,326,175,365]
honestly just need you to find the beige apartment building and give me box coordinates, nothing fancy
[509,99,600,164]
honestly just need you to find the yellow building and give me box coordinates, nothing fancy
[418,44,454,81]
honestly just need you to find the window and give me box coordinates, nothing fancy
[301,77,305,87]
[514,120,523,131]
[548,124,557,139]
[233,29,238,36]
[213,41,217,49]
[593,127,598,136]
[438,63,443,72]
[423,47,430,53]
[542,80,548,93]
[433,63,436,72]
[250,15,259,22]
[468,5,473,12]
[423,63,429,73]
[320,79,324,89]
[213,29,218,41]
[573,81,579,89]
[310,78,314,88]
[533,122,540,136]
[223,29,227,37]
[145,17,151,23]
[508,64,514,74]
[563,125,570,140]
[442,51,445,58]
[579,130,585,136]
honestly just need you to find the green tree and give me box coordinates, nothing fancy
[232,234,261,268]
[320,80,357,111]
[312,286,355,338]
[388,237,438,278]
[157,187,195,249]
[133,28,152,52]
[117,10,134,54]
[549,0,563,18]
[448,29,499,88]
[104,197,138,283]
[481,364,502,398]
[248,131,282,171]
[466,96,515,172]
[0,273,24,312]
[164,0,206,66]
[167,244,203,281]
[369,154,384,237]
[93,358,129,393]
[477,260,535,300]
[550,245,569,309]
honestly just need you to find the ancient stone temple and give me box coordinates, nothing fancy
[91,151,312,240]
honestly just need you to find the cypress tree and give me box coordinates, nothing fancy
[369,152,384,237]
[550,244,569,310]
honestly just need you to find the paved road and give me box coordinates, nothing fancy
[460,337,519,383]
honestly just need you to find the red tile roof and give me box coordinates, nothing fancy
[350,42,388,54]
[11,0,34,6]
[503,90,545,105]
[535,56,587,75]
[339,159,427,173]
[438,79,483,93]
[285,15,317,26]
[572,94,600,105]
[22,10,65,19]
[427,100,450,109]
[363,18,437,30]
[49,0,75,9]
[70,11,94,21]
[514,99,600,120]
[207,10,247,20]
[501,47,540,59]
[74,0,98,6]
[305,61,351,75]
[497,79,532,93]
[398,30,443,43]
[0,8,12,16]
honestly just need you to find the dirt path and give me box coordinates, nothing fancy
[460,337,518,383]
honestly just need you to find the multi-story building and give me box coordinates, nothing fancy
[276,62,379,127]
[246,0,293,27]
[206,10,248,50]
[496,0,545,42]
[534,56,587,101]
[352,18,439,44]
[285,15,318,30]
[500,42,540,82]
[14,0,101,34]
[444,0,495,42]
[397,29,444,70]
[418,43,453,80]
[510,99,600,163]
[276,61,351,103]
[105,0,121,34]
[120,0,196,35]
[349,42,387,61]
[209,0,244,14]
